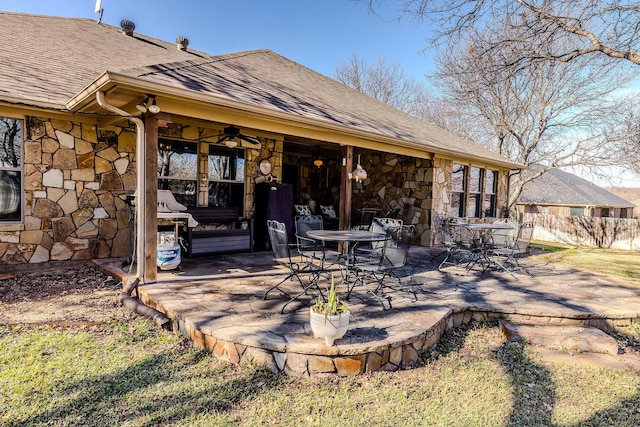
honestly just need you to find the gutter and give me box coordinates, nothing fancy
[95,91,146,283]
[95,92,170,328]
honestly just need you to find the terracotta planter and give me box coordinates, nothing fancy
[309,308,350,346]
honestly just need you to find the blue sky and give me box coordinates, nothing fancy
[0,0,435,81]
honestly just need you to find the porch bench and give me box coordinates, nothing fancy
[184,207,253,257]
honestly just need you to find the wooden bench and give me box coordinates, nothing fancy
[184,207,253,257]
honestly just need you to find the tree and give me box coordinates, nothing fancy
[428,23,636,209]
[363,0,640,67]
[333,54,431,118]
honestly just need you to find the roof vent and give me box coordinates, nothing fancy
[120,20,135,36]
[176,36,189,51]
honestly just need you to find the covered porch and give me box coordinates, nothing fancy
[98,246,640,377]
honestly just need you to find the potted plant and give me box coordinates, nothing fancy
[309,274,350,346]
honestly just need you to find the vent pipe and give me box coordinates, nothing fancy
[176,36,189,51]
[120,19,135,36]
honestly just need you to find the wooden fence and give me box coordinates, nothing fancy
[521,213,640,250]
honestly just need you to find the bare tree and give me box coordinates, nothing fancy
[333,54,431,117]
[429,24,637,209]
[363,0,640,67]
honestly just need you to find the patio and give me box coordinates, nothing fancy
[98,246,640,377]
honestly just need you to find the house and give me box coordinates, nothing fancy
[517,168,636,218]
[0,12,521,281]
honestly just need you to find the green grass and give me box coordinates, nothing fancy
[2,319,640,426]
[529,241,640,286]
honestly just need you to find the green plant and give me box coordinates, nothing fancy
[311,273,348,321]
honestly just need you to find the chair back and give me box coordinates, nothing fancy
[294,215,324,251]
[370,217,403,251]
[434,216,457,247]
[354,208,379,230]
[512,222,535,253]
[490,218,518,248]
[267,220,291,259]
[383,207,401,219]
[381,224,414,269]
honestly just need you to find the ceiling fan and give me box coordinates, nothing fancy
[216,125,260,148]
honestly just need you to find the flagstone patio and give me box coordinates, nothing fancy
[98,246,640,377]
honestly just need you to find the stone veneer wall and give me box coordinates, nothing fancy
[351,150,436,246]
[0,117,136,264]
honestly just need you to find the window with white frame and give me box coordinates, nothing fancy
[0,117,23,222]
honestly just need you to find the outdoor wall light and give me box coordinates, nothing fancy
[136,95,161,114]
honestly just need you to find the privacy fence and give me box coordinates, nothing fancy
[521,213,640,250]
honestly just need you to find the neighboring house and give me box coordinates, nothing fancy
[0,12,521,280]
[517,168,636,218]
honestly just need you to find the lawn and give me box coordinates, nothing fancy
[2,319,640,426]
[529,242,640,286]
[2,245,640,426]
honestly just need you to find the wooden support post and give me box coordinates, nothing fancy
[144,114,158,283]
[339,145,353,231]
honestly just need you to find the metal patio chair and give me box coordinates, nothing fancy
[294,215,341,272]
[264,219,324,313]
[486,221,536,279]
[350,224,416,310]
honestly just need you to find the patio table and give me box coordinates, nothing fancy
[306,229,387,293]
[452,222,516,273]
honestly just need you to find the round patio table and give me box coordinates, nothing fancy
[306,229,388,291]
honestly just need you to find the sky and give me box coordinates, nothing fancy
[2,0,640,188]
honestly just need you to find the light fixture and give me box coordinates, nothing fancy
[349,154,368,182]
[224,138,238,148]
[135,94,160,114]
[312,146,324,168]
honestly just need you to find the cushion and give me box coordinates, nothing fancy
[294,204,312,216]
[320,205,337,218]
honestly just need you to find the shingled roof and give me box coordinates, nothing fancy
[518,168,636,208]
[0,12,518,168]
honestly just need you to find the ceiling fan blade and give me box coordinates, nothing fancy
[239,135,260,145]
[216,134,232,144]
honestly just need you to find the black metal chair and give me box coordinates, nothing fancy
[352,208,379,230]
[294,215,341,272]
[263,220,323,313]
[383,207,401,219]
[351,224,416,310]
[485,221,536,279]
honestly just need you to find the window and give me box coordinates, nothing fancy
[483,170,497,218]
[600,207,610,218]
[569,207,584,217]
[450,163,466,217]
[540,206,549,214]
[158,140,198,207]
[0,117,23,222]
[208,146,245,212]
[467,167,482,218]
[620,208,628,219]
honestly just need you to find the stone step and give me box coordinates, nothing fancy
[499,320,619,355]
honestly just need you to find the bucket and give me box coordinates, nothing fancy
[157,231,181,270]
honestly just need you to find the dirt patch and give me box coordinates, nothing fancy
[0,261,137,325]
